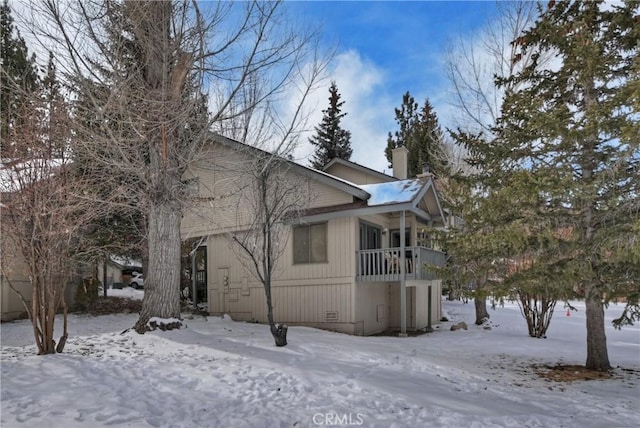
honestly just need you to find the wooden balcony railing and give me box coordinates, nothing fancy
[356,246,446,282]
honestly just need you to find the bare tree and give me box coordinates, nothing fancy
[230,153,309,347]
[445,1,539,134]
[24,0,326,333]
[0,86,94,354]
[206,54,326,346]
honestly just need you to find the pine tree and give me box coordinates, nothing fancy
[385,92,448,177]
[412,100,449,177]
[489,0,639,370]
[0,0,40,155]
[309,81,352,169]
[41,52,70,157]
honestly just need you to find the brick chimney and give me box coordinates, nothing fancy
[392,146,409,179]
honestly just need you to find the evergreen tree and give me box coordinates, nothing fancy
[385,92,448,177]
[444,129,575,332]
[41,52,70,157]
[309,81,352,169]
[0,0,40,155]
[486,0,638,370]
[412,100,449,177]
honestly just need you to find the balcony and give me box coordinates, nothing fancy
[356,246,446,282]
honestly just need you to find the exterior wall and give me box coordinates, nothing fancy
[0,246,31,321]
[97,262,123,287]
[181,142,355,240]
[202,216,358,334]
[354,282,390,335]
[1,278,30,321]
[389,286,416,330]
[323,163,389,185]
[414,280,442,328]
[388,280,441,331]
[1,235,82,321]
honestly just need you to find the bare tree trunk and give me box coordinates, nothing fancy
[516,291,556,338]
[265,280,287,347]
[474,297,489,325]
[135,202,182,332]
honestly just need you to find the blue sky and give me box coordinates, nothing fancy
[285,1,502,172]
[10,0,501,174]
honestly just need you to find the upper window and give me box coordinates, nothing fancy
[293,222,327,264]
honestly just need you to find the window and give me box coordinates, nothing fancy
[390,228,411,247]
[293,223,327,264]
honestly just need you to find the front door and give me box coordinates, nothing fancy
[194,246,207,304]
[360,221,382,250]
[359,221,382,275]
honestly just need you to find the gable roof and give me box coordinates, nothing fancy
[322,157,396,183]
[297,176,446,226]
[210,133,370,201]
[205,133,445,226]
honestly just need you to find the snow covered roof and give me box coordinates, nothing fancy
[358,178,425,206]
[110,255,142,268]
[295,176,445,225]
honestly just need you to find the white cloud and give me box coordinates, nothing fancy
[292,50,396,174]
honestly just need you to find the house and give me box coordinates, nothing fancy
[181,135,447,335]
[0,226,32,321]
[1,215,84,322]
[97,256,142,288]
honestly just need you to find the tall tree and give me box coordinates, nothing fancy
[443,1,543,328]
[309,81,352,169]
[32,0,326,334]
[41,52,69,157]
[411,100,449,177]
[0,0,40,155]
[492,0,639,370]
[385,92,448,178]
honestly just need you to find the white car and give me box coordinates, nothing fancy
[129,272,144,289]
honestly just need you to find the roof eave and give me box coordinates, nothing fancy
[295,202,436,224]
[322,158,396,182]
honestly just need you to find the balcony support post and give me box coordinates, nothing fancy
[400,210,407,336]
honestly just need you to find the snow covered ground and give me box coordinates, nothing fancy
[1,292,639,428]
